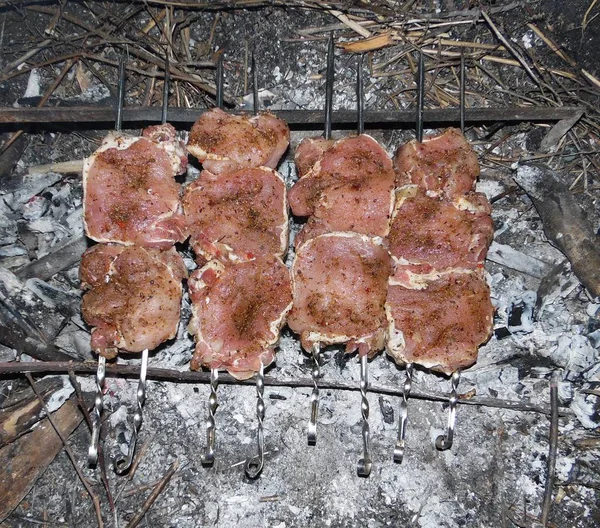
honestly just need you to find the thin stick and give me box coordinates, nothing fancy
[324,32,335,139]
[162,53,170,124]
[481,10,540,86]
[25,373,104,528]
[124,460,179,528]
[356,53,364,135]
[540,383,559,526]
[252,49,259,115]
[416,51,425,142]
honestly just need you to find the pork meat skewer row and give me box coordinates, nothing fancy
[306,32,335,447]
[87,56,126,467]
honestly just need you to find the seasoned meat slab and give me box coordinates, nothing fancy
[83,124,187,249]
[288,232,392,357]
[385,268,494,374]
[187,108,290,174]
[188,255,292,380]
[183,167,288,263]
[80,244,187,358]
[394,128,479,198]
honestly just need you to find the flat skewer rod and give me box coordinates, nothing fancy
[161,53,170,125]
[416,51,425,142]
[357,54,364,135]
[252,50,259,115]
[115,348,149,475]
[307,343,321,446]
[460,48,466,134]
[357,354,372,477]
[216,52,224,110]
[87,355,106,467]
[245,362,265,479]
[393,362,413,464]
[324,32,335,140]
[435,370,461,451]
[115,56,126,132]
[201,368,219,466]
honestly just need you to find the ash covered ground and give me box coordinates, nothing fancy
[1,1,600,527]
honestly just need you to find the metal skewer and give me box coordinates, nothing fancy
[393,362,413,464]
[357,54,364,135]
[216,52,224,110]
[435,369,461,451]
[252,49,259,116]
[201,368,219,466]
[416,51,425,143]
[162,52,170,125]
[357,354,372,477]
[245,362,265,479]
[324,32,335,140]
[307,342,321,445]
[87,57,127,468]
[87,355,105,466]
[115,348,149,474]
[460,48,466,134]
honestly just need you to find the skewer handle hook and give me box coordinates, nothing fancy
[307,342,321,446]
[435,370,461,451]
[114,349,149,475]
[201,368,219,466]
[357,354,372,477]
[393,362,413,464]
[87,355,106,467]
[245,362,265,479]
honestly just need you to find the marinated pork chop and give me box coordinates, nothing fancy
[83,124,187,249]
[294,136,335,177]
[394,128,479,198]
[188,255,293,380]
[388,185,493,273]
[81,244,187,358]
[288,232,392,357]
[187,108,290,174]
[386,268,494,374]
[289,135,395,246]
[183,167,288,263]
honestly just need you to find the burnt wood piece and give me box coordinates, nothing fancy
[0,377,64,447]
[515,164,600,297]
[15,235,88,281]
[0,106,584,128]
[0,326,73,362]
[0,397,83,522]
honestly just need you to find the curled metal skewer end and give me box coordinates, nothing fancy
[416,51,425,143]
[460,48,466,134]
[114,349,149,475]
[251,49,259,115]
[245,362,265,479]
[357,354,372,478]
[115,56,126,132]
[324,31,335,140]
[87,355,106,467]
[161,52,170,125]
[356,53,364,135]
[201,368,219,467]
[393,362,414,464]
[307,342,321,446]
[216,52,224,110]
[435,370,461,451]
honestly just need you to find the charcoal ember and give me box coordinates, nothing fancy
[3,171,62,210]
[22,195,50,221]
[571,391,600,429]
[542,334,600,381]
[507,291,537,334]
[0,203,18,247]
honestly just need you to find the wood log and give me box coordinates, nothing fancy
[0,397,83,521]
[514,164,600,297]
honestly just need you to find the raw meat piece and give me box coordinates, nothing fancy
[188,255,292,380]
[187,108,290,174]
[394,128,479,198]
[294,136,335,177]
[183,167,288,263]
[385,268,494,374]
[288,232,392,357]
[83,124,186,249]
[388,185,493,273]
[80,244,187,358]
[289,135,395,245]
